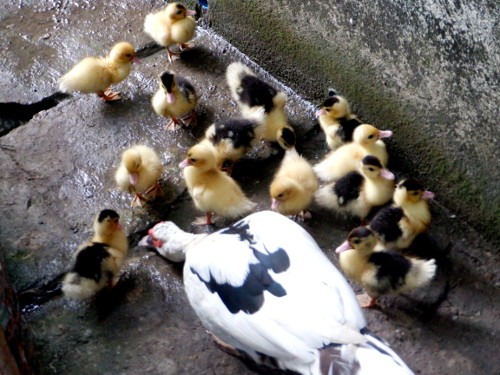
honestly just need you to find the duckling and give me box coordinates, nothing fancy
[59,42,140,101]
[201,109,266,173]
[315,95,362,150]
[336,226,436,308]
[152,71,197,131]
[369,179,435,250]
[270,148,318,219]
[315,155,395,223]
[179,143,257,225]
[226,62,296,150]
[115,145,164,207]
[144,2,197,62]
[62,209,129,299]
[313,124,393,182]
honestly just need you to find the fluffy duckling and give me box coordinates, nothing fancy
[152,71,197,131]
[369,179,435,250]
[144,2,197,62]
[179,143,257,225]
[270,148,318,219]
[59,42,139,101]
[201,109,266,173]
[315,155,395,223]
[315,95,362,150]
[62,209,129,299]
[226,62,296,150]
[314,124,393,182]
[115,145,164,207]
[336,227,436,308]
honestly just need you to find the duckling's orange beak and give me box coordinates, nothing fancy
[335,241,352,253]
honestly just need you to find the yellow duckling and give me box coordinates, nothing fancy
[144,2,197,62]
[315,155,395,224]
[152,71,197,131]
[58,42,140,101]
[313,124,393,182]
[369,178,435,250]
[179,143,257,226]
[270,148,318,219]
[201,109,266,173]
[315,95,362,150]
[336,226,436,308]
[62,209,129,299]
[226,62,296,150]
[115,145,164,207]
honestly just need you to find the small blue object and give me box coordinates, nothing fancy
[198,0,208,9]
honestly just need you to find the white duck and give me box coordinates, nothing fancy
[139,211,414,375]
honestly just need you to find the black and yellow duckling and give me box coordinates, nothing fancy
[336,227,436,308]
[314,124,393,182]
[315,95,362,150]
[369,179,435,250]
[152,71,197,131]
[226,61,296,150]
[314,155,395,224]
[62,209,129,299]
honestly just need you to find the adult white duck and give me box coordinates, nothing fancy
[139,211,414,375]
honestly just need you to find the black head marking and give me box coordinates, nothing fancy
[97,209,119,223]
[322,96,339,107]
[212,119,256,148]
[336,117,362,142]
[362,155,382,168]
[348,227,372,242]
[72,243,110,282]
[160,71,175,92]
[399,178,423,192]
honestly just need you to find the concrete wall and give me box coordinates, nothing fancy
[207,0,499,241]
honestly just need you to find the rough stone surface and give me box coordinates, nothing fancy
[0,1,499,375]
[210,0,500,242]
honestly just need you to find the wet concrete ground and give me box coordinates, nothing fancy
[1,1,499,374]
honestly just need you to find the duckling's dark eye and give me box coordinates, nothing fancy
[125,53,131,57]
[190,158,197,163]
[325,108,330,112]
[177,10,183,14]
[368,134,374,139]
[277,193,284,198]
[368,167,375,171]
[353,239,361,244]
[412,191,419,195]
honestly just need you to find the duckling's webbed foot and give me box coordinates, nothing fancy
[165,117,182,131]
[179,42,194,51]
[144,183,163,199]
[166,46,181,63]
[98,89,121,101]
[192,212,214,226]
[181,112,197,127]
[131,193,149,207]
[356,293,378,308]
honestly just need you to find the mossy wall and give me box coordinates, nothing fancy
[208,0,499,242]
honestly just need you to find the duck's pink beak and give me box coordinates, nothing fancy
[378,130,393,139]
[179,159,191,169]
[130,173,138,186]
[132,57,142,64]
[166,92,175,104]
[422,190,435,199]
[186,9,197,16]
[380,168,395,180]
[335,241,352,253]
[271,198,281,211]
[315,109,326,117]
